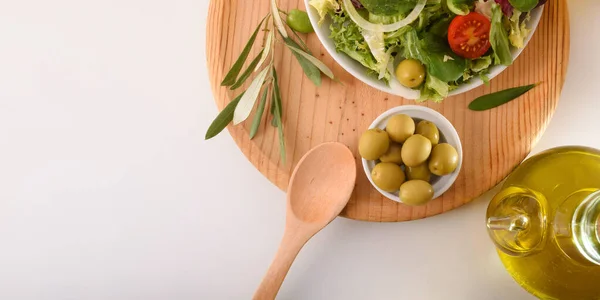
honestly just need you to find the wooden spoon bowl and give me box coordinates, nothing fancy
[253,142,356,300]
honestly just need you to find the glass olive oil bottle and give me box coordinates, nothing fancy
[486,146,600,300]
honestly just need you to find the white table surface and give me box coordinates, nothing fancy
[0,1,598,299]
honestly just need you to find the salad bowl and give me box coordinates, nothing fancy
[304,0,544,100]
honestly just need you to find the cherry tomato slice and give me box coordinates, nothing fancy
[448,12,491,59]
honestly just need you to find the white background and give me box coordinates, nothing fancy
[0,1,597,299]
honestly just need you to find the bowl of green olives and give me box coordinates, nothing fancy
[359,106,463,205]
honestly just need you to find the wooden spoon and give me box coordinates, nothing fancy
[253,142,357,300]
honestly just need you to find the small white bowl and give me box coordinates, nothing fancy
[303,2,544,99]
[362,106,463,203]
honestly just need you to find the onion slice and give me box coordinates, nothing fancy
[341,0,427,33]
[378,47,396,79]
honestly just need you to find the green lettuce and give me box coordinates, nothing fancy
[470,55,493,72]
[359,0,418,16]
[309,0,340,25]
[428,16,452,38]
[490,4,513,65]
[416,1,446,31]
[329,11,391,81]
[419,75,449,102]
[508,0,538,12]
[480,73,490,84]
[362,29,391,79]
[369,13,405,24]
[463,55,492,82]
[446,0,475,15]
[398,28,466,82]
[394,28,456,101]
[398,27,425,62]
[508,10,531,48]
[420,33,467,82]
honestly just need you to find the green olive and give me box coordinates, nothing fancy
[406,163,431,182]
[415,120,440,146]
[395,59,426,88]
[399,180,434,206]
[286,9,314,34]
[371,162,406,192]
[386,114,415,143]
[401,134,432,167]
[429,143,459,176]
[380,143,403,164]
[359,128,390,160]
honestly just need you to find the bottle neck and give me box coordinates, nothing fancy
[571,190,600,265]
[487,187,600,266]
[486,187,547,257]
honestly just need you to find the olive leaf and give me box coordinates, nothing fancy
[270,92,276,114]
[469,82,540,111]
[271,70,283,118]
[270,87,278,127]
[287,45,334,79]
[250,86,270,139]
[284,38,321,86]
[255,31,274,72]
[231,49,265,90]
[287,25,311,54]
[207,7,338,163]
[221,17,267,86]
[272,67,286,163]
[271,0,288,38]
[205,92,245,140]
[233,67,270,125]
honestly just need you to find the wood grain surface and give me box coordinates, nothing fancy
[206,0,570,222]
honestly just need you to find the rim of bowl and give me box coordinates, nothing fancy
[361,106,463,203]
[303,2,545,99]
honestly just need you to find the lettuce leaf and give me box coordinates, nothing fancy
[309,0,340,25]
[368,13,405,24]
[361,29,390,79]
[508,0,538,12]
[397,28,460,100]
[428,16,452,37]
[398,26,426,62]
[419,75,448,102]
[470,55,493,72]
[416,1,445,31]
[490,4,513,65]
[420,33,467,82]
[329,11,391,81]
[359,0,418,16]
[447,0,475,15]
[508,10,531,48]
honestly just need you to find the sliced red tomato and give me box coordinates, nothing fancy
[448,12,491,59]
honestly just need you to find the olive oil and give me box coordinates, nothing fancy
[487,146,600,300]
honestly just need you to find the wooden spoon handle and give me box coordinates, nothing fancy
[253,231,308,300]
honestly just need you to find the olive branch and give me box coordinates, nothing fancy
[205,0,334,164]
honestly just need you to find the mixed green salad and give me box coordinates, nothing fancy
[309,0,545,101]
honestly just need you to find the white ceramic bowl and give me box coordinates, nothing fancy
[362,106,463,203]
[303,2,544,99]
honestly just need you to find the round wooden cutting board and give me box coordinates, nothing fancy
[206,0,570,222]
